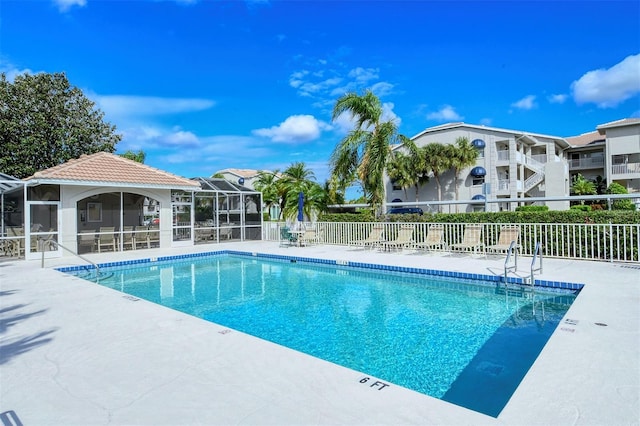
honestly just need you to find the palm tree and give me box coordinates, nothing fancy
[387,149,429,203]
[449,137,479,212]
[330,90,412,214]
[254,170,281,219]
[279,162,326,221]
[422,143,452,211]
[386,151,413,200]
[571,173,596,204]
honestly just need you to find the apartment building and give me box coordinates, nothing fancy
[388,122,571,211]
[566,118,640,196]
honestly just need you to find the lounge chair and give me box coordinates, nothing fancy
[450,224,485,255]
[352,224,385,250]
[379,225,415,252]
[487,226,520,255]
[415,224,447,252]
[97,226,117,252]
[279,226,297,247]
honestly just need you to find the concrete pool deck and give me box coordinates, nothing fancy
[0,241,638,425]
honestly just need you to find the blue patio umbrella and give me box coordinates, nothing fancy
[297,192,304,222]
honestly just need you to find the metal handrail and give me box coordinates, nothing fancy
[528,241,543,287]
[41,239,99,276]
[503,240,518,284]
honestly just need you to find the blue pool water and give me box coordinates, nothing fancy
[65,252,578,417]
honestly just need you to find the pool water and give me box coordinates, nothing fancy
[72,253,577,417]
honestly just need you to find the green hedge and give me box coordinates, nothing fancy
[320,210,640,225]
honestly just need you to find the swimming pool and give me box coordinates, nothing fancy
[61,251,580,417]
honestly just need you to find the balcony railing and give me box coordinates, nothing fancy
[569,158,605,169]
[612,163,640,176]
[264,221,640,263]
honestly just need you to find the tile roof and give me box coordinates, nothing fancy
[26,152,200,188]
[215,168,262,178]
[565,131,605,147]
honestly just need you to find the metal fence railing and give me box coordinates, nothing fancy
[263,221,640,263]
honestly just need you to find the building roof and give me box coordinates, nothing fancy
[565,130,605,147]
[596,118,640,133]
[215,168,262,179]
[25,152,200,189]
[410,122,571,148]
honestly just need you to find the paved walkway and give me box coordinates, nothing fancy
[1,242,638,425]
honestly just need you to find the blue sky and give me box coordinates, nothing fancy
[2,0,639,195]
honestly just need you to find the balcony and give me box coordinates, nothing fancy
[569,158,605,170]
[612,162,640,176]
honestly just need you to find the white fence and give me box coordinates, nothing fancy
[263,221,640,263]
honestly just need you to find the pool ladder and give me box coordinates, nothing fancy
[503,241,543,297]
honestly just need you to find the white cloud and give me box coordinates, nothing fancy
[571,54,640,108]
[348,67,379,84]
[53,0,86,12]
[95,95,215,118]
[511,95,537,110]
[548,94,568,104]
[479,118,493,126]
[426,105,463,122]
[252,115,331,143]
[160,129,200,148]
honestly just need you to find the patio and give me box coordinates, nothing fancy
[1,241,638,425]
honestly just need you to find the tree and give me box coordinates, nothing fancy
[421,143,452,211]
[254,170,281,219]
[278,162,327,221]
[449,137,479,212]
[386,149,428,203]
[571,174,596,204]
[0,72,121,178]
[606,182,635,210]
[120,150,146,163]
[329,90,412,214]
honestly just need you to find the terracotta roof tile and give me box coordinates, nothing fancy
[26,152,200,188]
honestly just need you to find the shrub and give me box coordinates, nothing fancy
[515,205,549,212]
[570,205,591,212]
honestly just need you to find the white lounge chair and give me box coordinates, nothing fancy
[352,224,385,250]
[415,224,447,253]
[379,225,415,252]
[450,224,485,255]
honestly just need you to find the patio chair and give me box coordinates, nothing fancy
[487,226,521,255]
[219,223,234,240]
[299,229,318,246]
[97,227,117,252]
[137,227,160,249]
[379,225,415,252]
[450,224,485,255]
[415,224,447,253]
[352,224,385,250]
[195,226,215,242]
[78,231,97,253]
[279,226,297,247]
[6,227,24,257]
[122,226,136,250]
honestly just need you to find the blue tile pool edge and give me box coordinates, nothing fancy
[55,250,584,292]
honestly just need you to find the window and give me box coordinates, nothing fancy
[472,177,485,186]
[87,202,102,222]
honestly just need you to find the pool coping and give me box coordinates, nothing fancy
[55,249,585,292]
